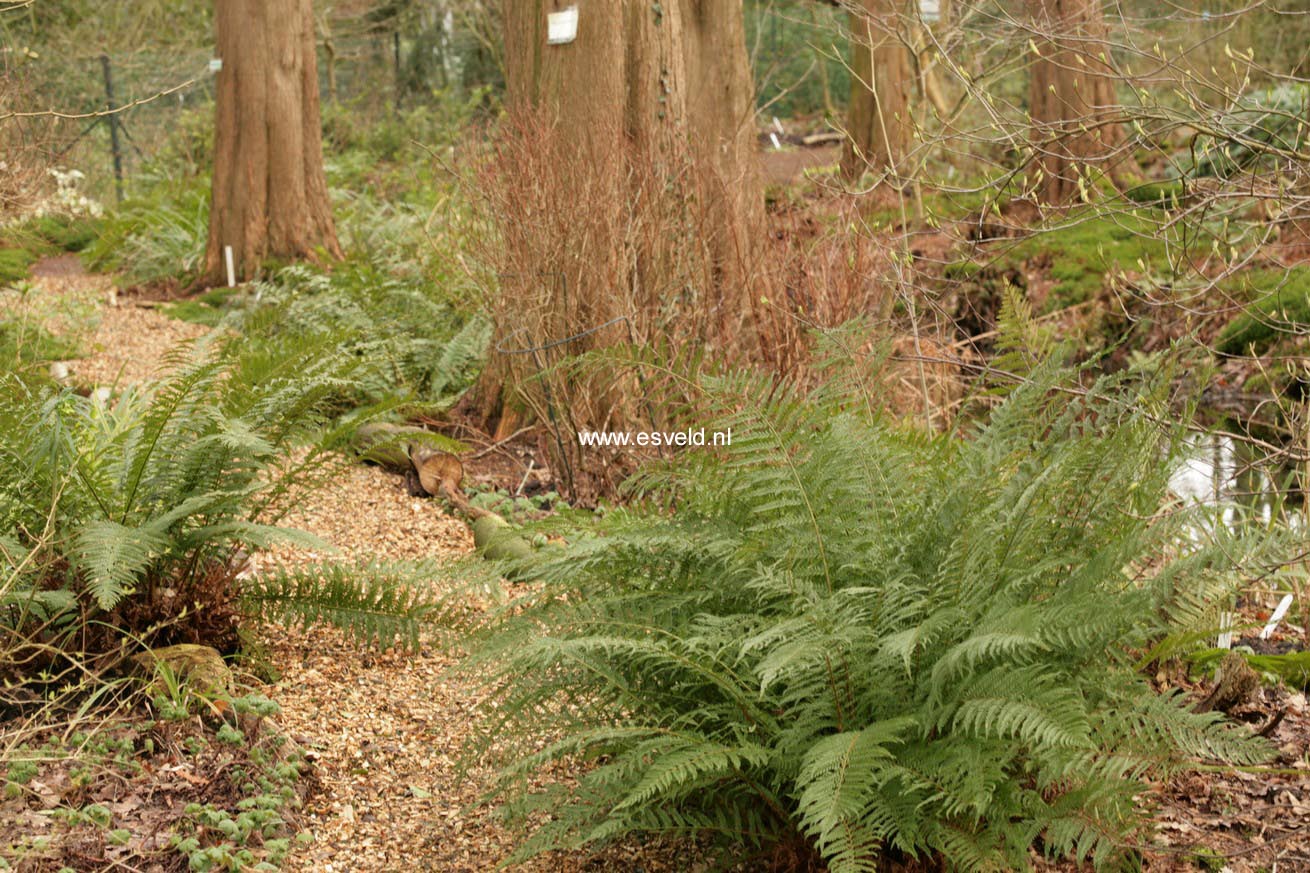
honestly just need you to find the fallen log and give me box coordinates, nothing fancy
[353,422,436,473]
[471,514,534,564]
[801,131,843,147]
[354,423,468,497]
[352,421,536,573]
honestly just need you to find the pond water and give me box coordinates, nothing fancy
[1169,431,1305,533]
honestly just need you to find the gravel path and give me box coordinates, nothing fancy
[246,445,717,870]
[12,256,210,386]
[257,461,698,870]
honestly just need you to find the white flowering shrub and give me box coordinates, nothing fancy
[41,168,103,219]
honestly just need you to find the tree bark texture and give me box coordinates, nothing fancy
[493,0,764,499]
[842,0,912,181]
[204,0,341,285]
[1026,0,1123,204]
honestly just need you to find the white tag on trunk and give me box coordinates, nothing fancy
[920,0,941,22]
[209,58,223,73]
[547,7,579,45]
[1260,594,1294,640]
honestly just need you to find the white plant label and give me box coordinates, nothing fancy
[209,58,223,73]
[1259,594,1294,640]
[224,245,236,288]
[547,7,579,45]
[769,133,782,150]
[1217,611,1233,650]
[920,0,941,22]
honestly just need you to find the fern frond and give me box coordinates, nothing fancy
[242,561,439,650]
[459,355,1281,872]
[71,519,170,610]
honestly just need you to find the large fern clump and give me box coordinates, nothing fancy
[236,262,488,412]
[463,355,1272,872]
[0,340,436,670]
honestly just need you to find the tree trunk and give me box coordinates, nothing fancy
[1286,99,1310,260]
[1026,0,1123,204]
[491,0,763,500]
[203,0,341,286]
[681,0,764,302]
[842,0,912,181]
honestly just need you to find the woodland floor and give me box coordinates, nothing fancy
[6,257,1310,871]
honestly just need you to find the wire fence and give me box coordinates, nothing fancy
[16,23,499,205]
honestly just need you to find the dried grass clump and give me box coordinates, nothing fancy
[471,112,959,500]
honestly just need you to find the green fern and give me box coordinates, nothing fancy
[0,341,433,656]
[233,262,488,411]
[991,284,1054,381]
[459,357,1277,872]
[242,561,440,651]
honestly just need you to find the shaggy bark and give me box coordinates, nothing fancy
[842,0,912,181]
[490,0,764,498]
[682,0,765,301]
[1026,0,1124,204]
[204,0,341,285]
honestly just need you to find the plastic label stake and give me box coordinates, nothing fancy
[1259,594,1294,640]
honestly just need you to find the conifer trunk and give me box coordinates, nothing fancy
[842,0,912,181]
[1026,0,1123,204]
[492,0,763,498]
[681,0,763,296]
[204,0,341,285]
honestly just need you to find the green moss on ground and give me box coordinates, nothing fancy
[1122,179,1186,208]
[1215,268,1310,355]
[0,247,39,284]
[163,286,241,326]
[986,211,1172,312]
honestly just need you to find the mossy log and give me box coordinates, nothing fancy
[352,422,536,574]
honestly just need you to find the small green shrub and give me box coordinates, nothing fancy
[26,214,101,253]
[0,247,38,284]
[1,214,101,284]
[0,316,80,382]
[463,353,1272,872]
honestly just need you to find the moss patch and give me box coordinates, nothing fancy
[995,211,1172,311]
[1215,267,1310,355]
[162,286,241,326]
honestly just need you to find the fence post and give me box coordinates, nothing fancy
[393,30,402,109]
[99,54,124,203]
